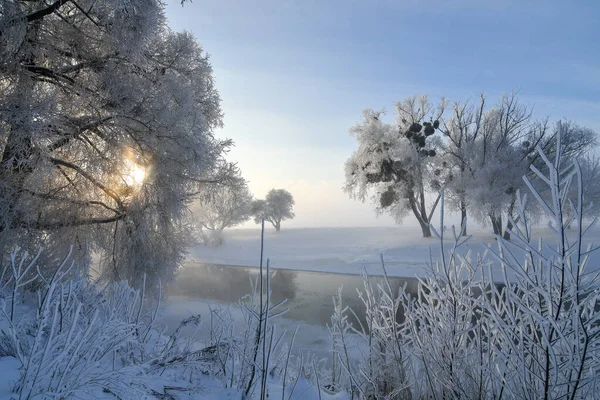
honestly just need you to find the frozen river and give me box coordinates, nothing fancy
[167,262,420,326]
[162,263,420,362]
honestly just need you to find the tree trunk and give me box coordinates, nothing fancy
[409,196,432,238]
[275,221,281,232]
[502,196,517,240]
[0,109,35,234]
[503,220,512,241]
[460,200,468,236]
[0,26,39,235]
[419,221,432,238]
[489,214,503,236]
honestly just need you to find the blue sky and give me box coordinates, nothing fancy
[165,0,600,228]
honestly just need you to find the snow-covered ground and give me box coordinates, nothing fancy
[187,225,600,278]
[3,225,599,399]
[0,280,349,400]
[163,296,364,369]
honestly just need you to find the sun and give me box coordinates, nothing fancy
[122,158,146,187]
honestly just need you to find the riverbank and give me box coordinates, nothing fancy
[187,226,600,278]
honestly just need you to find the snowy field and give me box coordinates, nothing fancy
[188,225,600,279]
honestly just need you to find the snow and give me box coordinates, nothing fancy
[163,296,364,367]
[0,357,19,398]
[188,226,443,276]
[0,289,350,400]
[3,224,599,399]
[187,225,600,279]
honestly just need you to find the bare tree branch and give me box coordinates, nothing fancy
[49,157,124,209]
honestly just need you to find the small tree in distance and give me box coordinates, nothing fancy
[193,175,253,246]
[344,96,447,238]
[252,189,295,231]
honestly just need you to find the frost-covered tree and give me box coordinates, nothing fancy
[579,154,600,217]
[344,95,447,238]
[193,172,253,245]
[534,120,597,167]
[252,189,295,232]
[440,93,542,238]
[438,95,487,236]
[440,94,596,239]
[331,128,600,399]
[482,119,595,238]
[0,0,230,292]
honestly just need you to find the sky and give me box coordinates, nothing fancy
[164,0,600,229]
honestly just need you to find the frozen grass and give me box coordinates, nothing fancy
[1,131,598,399]
[0,250,208,399]
[0,242,346,400]
[326,130,600,399]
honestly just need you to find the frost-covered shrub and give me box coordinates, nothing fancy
[0,250,200,399]
[479,129,600,399]
[329,276,412,399]
[0,227,331,400]
[184,224,294,400]
[331,128,600,399]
